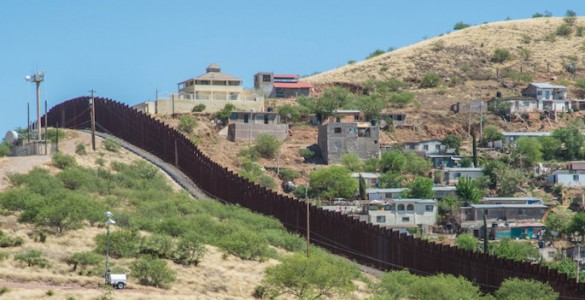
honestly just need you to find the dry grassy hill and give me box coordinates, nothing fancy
[306,17,585,90]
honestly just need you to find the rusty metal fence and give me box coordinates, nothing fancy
[45,97,584,299]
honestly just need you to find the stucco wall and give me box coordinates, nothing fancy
[227,123,288,142]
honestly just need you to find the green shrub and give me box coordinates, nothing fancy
[556,24,573,36]
[261,229,304,252]
[14,250,49,268]
[0,230,24,247]
[178,115,198,133]
[43,128,65,143]
[279,168,300,182]
[75,144,86,155]
[0,143,9,157]
[130,255,176,289]
[576,26,585,37]
[495,278,558,300]
[299,148,315,160]
[218,229,275,260]
[95,229,143,258]
[0,287,9,295]
[389,92,414,107]
[492,48,511,63]
[453,22,470,30]
[238,148,260,161]
[347,60,356,65]
[68,251,103,272]
[214,103,236,122]
[0,252,9,261]
[52,153,76,169]
[366,49,385,59]
[191,104,206,112]
[140,234,175,259]
[419,73,441,88]
[102,138,120,152]
[254,134,281,159]
[172,234,207,266]
[95,157,105,166]
[46,289,54,296]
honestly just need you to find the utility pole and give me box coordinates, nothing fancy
[467,102,472,139]
[479,100,484,143]
[483,210,489,253]
[90,90,96,151]
[44,99,48,155]
[577,244,581,283]
[27,102,30,143]
[306,184,310,258]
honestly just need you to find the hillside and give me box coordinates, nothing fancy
[306,17,585,90]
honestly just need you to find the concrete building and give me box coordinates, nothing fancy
[460,203,547,222]
[403,139,444,155]
[367,186,456,201]
[360,199,437,228]
[501,132,551,148]
[547,169,585,187]
[317,122,380,164]
[438,167,484,185]
[226,111,288,142]
[254,73,312,98]
[522,83,570,112]
[133,64,264,114]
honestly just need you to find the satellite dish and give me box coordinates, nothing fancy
[4,131,18,145]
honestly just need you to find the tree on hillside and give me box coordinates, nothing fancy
[495,278,558,300]
[358,94,388,121]
[539,136,562,161]
[366,49,385,60]
[455,176,482,204]
[453,22,470,30]
[309,166,357,200]
[545,209,572,240]
[340,153,363,172]
[492,49,511,63]
[489,239,540,261]
[512,137,542,167]
[442,134,462,154]
[254,134,281,159]
[405,177,435,199]
[297,87,354,123]
[552,125,584,160]
[568,212,585,237]
[262,251,359,299]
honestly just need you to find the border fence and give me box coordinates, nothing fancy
[44,97,584,299]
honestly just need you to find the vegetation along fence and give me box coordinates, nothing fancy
[44,97,584,299]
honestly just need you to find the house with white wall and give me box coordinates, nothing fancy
[403,139,444,155]
[438,167,484,185]
[547,169,585,187]
[360,199,437,228]
[522,83,570,112]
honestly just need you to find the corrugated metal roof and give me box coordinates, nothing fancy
[366,188,405,193]
[470,204,548,209]
[502,132,551,137]
[530,82,566,89]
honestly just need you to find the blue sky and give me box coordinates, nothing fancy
[0,0,583,136]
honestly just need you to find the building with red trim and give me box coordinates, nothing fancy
[254,72,313,98]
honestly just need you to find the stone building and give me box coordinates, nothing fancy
[317,122,380,164]
[227,111,288,142]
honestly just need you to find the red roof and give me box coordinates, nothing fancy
[274,82,313,89]
[274,74,299,79]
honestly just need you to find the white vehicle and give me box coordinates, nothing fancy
[108,273,127,289]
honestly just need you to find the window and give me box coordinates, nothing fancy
[230,92,238,100]
[354,115,359,121]
[574,175,579,181]
[398,204,405,211]
[454,172,461,178]
[376,216,386,223]
[406,204,414,211]
[423,145,429,150]
[402,217,410,222]
[243,114,249,123]
[425,205,434,212]
[518,208,525,215]
[334,127,342,133]
[262,74,271,82]
[264,115,269,124]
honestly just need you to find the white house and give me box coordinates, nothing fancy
[547,169,585,187]
[363,199,437,228]
[367,186,456,201]
[438,167,484,185]
[522,83,570,112]
[501,132,551,148]
[403,139,444,155]
[481,197,544,205]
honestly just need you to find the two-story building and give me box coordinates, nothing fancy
[133,64,264,114]
[254,73,312,98]
[367,186,456,201]
[317,122,380,164]
[227,111,288,142]
[522,82,570,112]
[360,199,437,228]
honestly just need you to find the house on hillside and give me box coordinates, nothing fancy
[522,83,570,112]
[427,154,469,168]
[367,186,456,201]
[226,111,288,142]
[317,121,380,164]
[546,169,585,187]
[487,96,538,114]
[437,167,484,185]
[492,132,552,149]
[359,199,437,228]
[403,139,445,156]
[133,64,264,114]
[254,73,312,98]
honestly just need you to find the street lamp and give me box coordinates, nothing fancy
[25,72,44,141]
[104,211,116,284]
